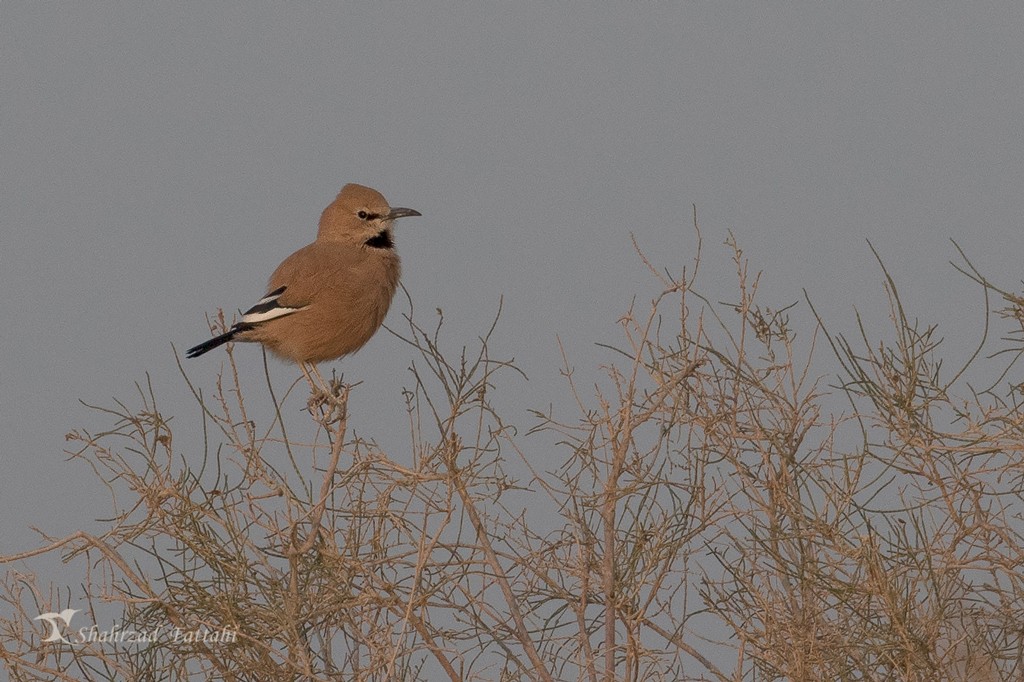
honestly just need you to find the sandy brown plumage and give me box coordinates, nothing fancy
[186,183,419,369]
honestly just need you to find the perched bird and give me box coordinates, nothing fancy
[186,183,420,387]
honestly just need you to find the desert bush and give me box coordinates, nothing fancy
[2,225,1020,681]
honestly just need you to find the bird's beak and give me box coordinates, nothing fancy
[387,207,421,220]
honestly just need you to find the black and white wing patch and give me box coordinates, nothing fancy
[241,286,308,325]
[185,286,308,359]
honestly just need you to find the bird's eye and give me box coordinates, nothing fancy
[357,210,369,220]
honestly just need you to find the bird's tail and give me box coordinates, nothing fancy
[186,328,242,358]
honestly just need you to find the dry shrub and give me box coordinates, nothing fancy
[2,224,1021,681]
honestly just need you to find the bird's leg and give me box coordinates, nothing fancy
[310,363,338,397]
[299,361,335,416]
[309,363,328,391]
[298,362,320,393]
[310,364,351,416]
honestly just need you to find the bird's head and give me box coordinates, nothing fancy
[318,183,421,248]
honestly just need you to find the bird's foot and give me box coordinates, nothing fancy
[306,379,349,424]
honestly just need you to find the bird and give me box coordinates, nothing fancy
[186,183,420,389]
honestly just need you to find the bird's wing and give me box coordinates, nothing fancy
[265,241,362,303]
[240,285,309,325]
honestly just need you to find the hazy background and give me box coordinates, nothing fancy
[3,0,1023,634]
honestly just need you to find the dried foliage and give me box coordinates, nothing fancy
[2,224,1022,681]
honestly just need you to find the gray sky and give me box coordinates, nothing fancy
[3,0,1023,626]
